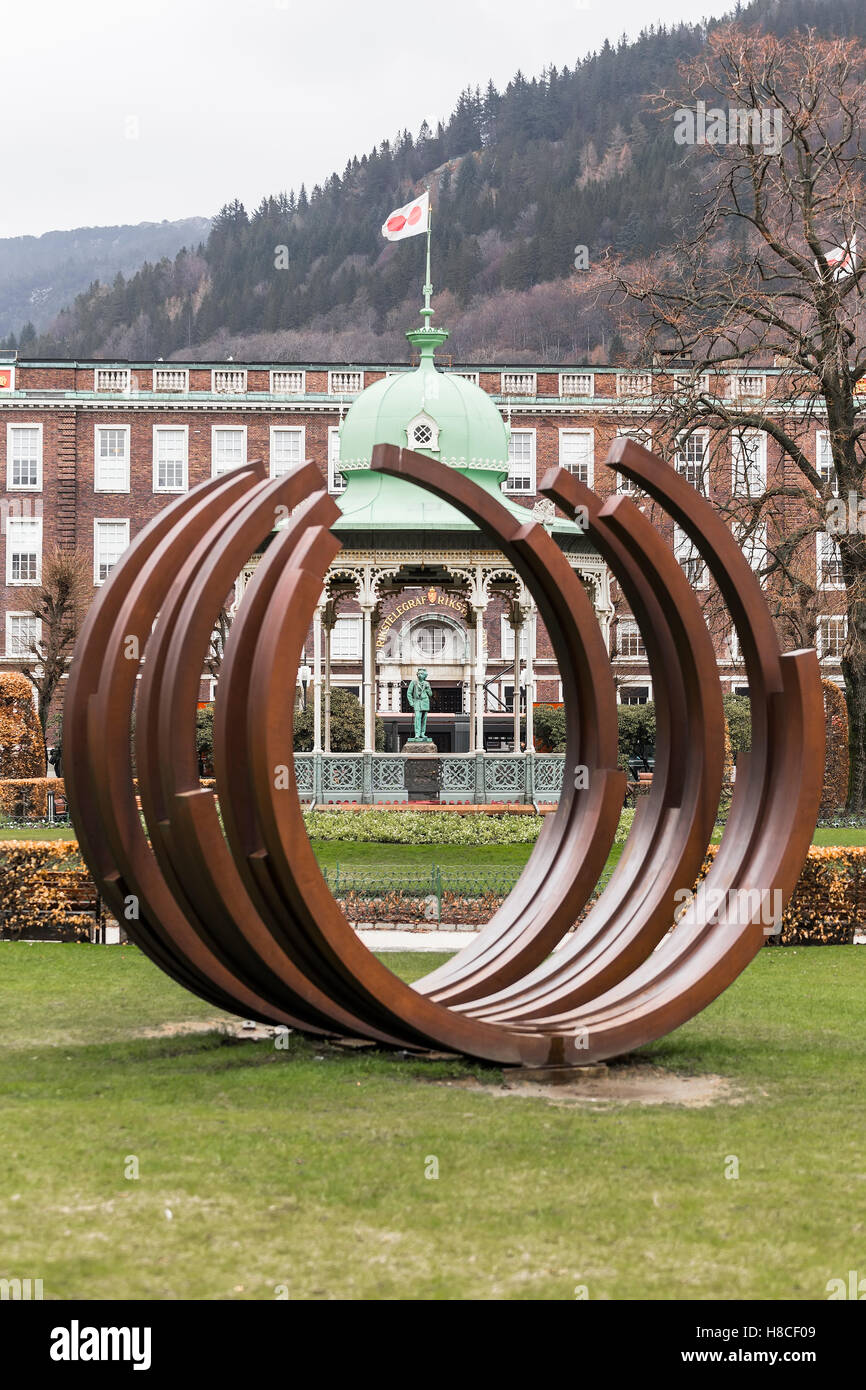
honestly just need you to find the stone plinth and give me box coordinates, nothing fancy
[402,740,440,800]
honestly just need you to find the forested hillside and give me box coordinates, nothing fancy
[7,0,865,364]
[0,219,210,343]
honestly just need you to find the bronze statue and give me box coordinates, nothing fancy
[406,668,432,740]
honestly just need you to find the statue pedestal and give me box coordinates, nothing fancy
[402,739,439,801]
[402,737,436,753]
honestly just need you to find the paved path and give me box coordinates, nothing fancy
[356,929,475,951]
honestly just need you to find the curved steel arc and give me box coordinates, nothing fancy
[133,466,403,1040]
[65,437,823,1069]
[371,445,626,1003]
[466,467,725,1022]
[65,465,312,1021]
[503,443,823,1060]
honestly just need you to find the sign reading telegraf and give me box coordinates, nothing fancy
[376,587,467,650]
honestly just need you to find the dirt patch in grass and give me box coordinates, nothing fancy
[131,1019,228,1039]
[438,1061,742,1108]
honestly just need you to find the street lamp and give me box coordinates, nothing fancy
[298,663,312,710]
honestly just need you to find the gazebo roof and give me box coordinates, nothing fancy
[334,283,585,539]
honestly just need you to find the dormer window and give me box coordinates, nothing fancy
[406,412,440,452]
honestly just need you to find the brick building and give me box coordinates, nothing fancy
[0,326,846,764]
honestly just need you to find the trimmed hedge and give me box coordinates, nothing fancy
[0,778,62,820]
[3,835,859,943]
[0,673,45,781]
[0,841,90,939]
[0,777,217,824]
[304,809,544,845]
[821,679,849,816]
[687,845,862,946]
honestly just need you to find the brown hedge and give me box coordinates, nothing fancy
[687,845,861,946]
[821,679,849,815]
[0,673,45,780]
[0,777,216,821]
[2,838,862,944]
[0,840,90,939]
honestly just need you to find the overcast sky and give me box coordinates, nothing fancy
[2,0,731,239]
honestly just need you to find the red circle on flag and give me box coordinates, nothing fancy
[387,215,407,233]
[408,205,423,225]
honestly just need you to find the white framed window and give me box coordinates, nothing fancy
[153,426,188,492]
[673,524,708,589]
[94,368,130,393]
[5,611,41,656]
[330,616,362,659]
[559,428,594,485]
[616,371,653,397]
[153,367,188,392]
[675,429,709,492]
[211,426,247,476]
[731,429,766,495]
[616,618,646,659]
[818,615,846,660]
[328,370,363,396]
[501,371,537,396]
[6,424,42,490]
[559,372,594,398]
[328,426,346,494]
[94,518,130,584]
[212,368,247,394]
[818,531,844,590]
[270,369,306,395]
[500,617,528,660]
[270,425,305,477]
[731,372,765,400]
[94,425,130,492]
[619,686,650,705]
[6,516,42,584]
[451,370,479,385]
[504,429,536,493]
[816,430,836,490]
[615,429,651,493]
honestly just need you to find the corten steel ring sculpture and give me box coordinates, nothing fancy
[66,438,824,1067]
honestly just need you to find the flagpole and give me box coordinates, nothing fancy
[422,188,433,323]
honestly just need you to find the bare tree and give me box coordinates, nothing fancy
[19,546,91,747]
[606,24,866,810]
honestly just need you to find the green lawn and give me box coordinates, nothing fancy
[0,941,863,1300]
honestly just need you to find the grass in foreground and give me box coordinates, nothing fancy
[0,941,863,1300]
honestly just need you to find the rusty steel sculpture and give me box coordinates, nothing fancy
[66,440,824,1067]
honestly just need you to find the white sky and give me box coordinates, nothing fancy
[1,0,731,239]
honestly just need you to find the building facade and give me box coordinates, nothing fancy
[0,340,847,775]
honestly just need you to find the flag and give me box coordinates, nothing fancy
[817,234,857,282]
[382,190,429,242]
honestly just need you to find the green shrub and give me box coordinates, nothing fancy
[618,701,656,767]
[303,809,544,844]
[294,688,385,752]
[722,695,752,760]
[533,704,566,752]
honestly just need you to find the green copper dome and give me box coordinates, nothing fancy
[329,257,585,539]
[337,328,509,474]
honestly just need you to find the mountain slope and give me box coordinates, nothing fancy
[0,218,210,341]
